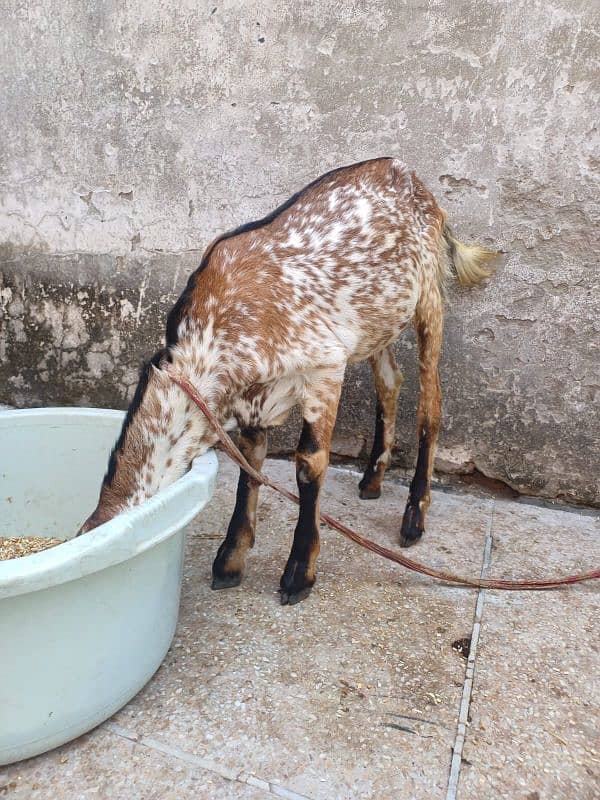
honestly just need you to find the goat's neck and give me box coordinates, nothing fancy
[80,357,223,531]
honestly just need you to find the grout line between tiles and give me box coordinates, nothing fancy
[445,498,495,800]
[106,722,314,800]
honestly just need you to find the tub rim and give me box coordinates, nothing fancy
[0,407,218,600]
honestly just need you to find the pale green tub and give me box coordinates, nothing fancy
[0,408,218,765]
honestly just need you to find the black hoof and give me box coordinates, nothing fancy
[211,572,242,590]
[212,544,244,590]
[400,503,424,548]
[359,484,381,500]
[279,586,313,605]
[358,470,382,500]
[279,559,315,606]
[399,530,423,548]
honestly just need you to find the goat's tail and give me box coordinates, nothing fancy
[441,222,499,288]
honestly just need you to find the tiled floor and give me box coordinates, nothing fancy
[2,456,598,799]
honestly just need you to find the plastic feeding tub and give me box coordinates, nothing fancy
[0,407,217,765]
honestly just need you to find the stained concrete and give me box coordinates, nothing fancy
[1,457,597,799]
[1,1,599,505]
[459,499,600,800]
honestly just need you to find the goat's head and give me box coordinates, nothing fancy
[77,348,210,534]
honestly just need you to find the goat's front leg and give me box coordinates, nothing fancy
[400,296,443,547]
[212,427,267,589]
[279,371,344,605]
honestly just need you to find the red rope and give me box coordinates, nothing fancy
[165,366,600,591]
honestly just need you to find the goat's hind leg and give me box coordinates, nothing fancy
[359,345,404,499]
[212,427,267,589]
[400,298,442,547]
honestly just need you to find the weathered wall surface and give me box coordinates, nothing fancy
[1,1,599,504]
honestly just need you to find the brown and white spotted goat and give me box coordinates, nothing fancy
[80,157,496,604]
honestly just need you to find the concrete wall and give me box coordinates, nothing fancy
[1,1,599,505]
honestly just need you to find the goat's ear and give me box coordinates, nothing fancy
[151,347,172,373]
[151,362,170,383]
[152,351,175,384]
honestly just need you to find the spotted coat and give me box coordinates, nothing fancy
[80,157,496,605]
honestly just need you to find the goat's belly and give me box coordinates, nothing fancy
[232,374,305,429]
[349,321,411,363]
[331,299,416,363]
[320,268,419,362]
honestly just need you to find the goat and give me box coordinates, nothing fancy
[79,157,496,604]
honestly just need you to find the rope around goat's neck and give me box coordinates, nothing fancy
[164,365,600,591]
